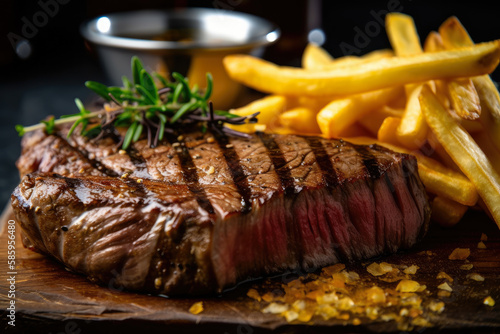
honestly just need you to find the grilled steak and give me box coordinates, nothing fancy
[11,127,430,295]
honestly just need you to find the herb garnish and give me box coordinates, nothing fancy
[16,56,259,149]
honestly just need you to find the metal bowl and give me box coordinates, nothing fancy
[80,8,280,109]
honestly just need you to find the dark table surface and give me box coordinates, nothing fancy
[2,0,500,207]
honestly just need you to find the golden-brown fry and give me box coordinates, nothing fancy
[446,78,481,120]
[346,136,479,206]
[386,13,429,150]
[431,196,469,227]
[448,108,484,133]
[417,163,478,206]
[436,18,481,119]
[426,26,481,120]
[438,16,473,49]
[424,31,445,52]
[473,130,500,175]
[386,12,423,55]
[420,85,500,228]
[426,131,462,173]
[302,43,334,70]
[358,105,403,136]
[223,41,500,97]
[377,116,402,146]
[317,86,402,138]
[473,76,500,152]
[397,84,429,149]
[228,95,286,133]
[279,107,321,134]
[439,16,500,150]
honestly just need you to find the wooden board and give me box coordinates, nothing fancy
[1,204,499,334]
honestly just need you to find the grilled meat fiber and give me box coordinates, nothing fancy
[11,126,430,295]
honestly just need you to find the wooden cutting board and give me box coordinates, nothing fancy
[1,204,499,334]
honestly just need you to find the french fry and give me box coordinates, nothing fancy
[358,105,403,136]
[446,78,481,120]
[438,16,473,49]
[417,164,478,206]
[317,86,403,138]
[302,43,334,70]
[386,12,423,56]
[426,131,462,173]
[223,40,500,97]
[473,76,500,152]
[419,85,500,228]
[228,95,286,133]
[397,84,429,149]
[279,107,320,134]
[385,13,429,150]
[431,196,469,227]
[448,107,484,133]
[377,116,402,146]
[434,17,481,120]
[423,30,444,53]
[346,136,479,206]
[438,16,500,151]
[473,130,500,175]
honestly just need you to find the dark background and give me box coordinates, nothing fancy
[1,0,500,207]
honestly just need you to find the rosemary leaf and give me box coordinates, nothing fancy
[140,69,159,103]
[172,72,192,100]
[172,82,184,105]
[15,125,25,136]
[67,118,81,138]
[170,100,197,124]
[123,121,138,150]
[158,115,166,141]
[153,72,170,89]
[79,118,89,136]
[41,116,56,135]
[135,84,157,105]
[122,75,133,91]
[85,81,110,101]
[203,73,213,100]
[132,56,144,86]
[133,122,144,142]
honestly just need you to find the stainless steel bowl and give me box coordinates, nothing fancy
[80,8,280,109]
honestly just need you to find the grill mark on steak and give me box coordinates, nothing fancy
[53,131,119,177]
[214,134,252,213]
[257,132,295,196]
[16,132,107,178]
[354,144,382,179]
[164,132,215,215]
[304,136,339,188]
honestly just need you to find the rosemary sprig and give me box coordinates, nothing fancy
[16,56,259,149]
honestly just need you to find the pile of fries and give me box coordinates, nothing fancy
[223,14,500,229]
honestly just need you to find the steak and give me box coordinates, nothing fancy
[11,126,430,295]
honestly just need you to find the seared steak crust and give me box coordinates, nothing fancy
[11,127,430,295]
